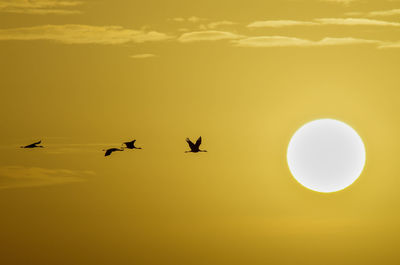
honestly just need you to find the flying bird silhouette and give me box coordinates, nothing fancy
[103,148,124,157]
[21,140,44,148]
[122,140,142,150]
[185,136,207,153]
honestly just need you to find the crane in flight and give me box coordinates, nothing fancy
[21,140,44,148]
[185,136,207,153]
[122,140,142,150]
[103,148,124,157]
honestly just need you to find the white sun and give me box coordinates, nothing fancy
[287,119,366,193]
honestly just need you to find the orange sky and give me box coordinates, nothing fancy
[1,0,400,264]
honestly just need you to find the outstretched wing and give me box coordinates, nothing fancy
[104,149,113,156]
[131,140,136,147]
[186,138,195,150]
[24,140,41,148]
[195,136,202,148]
[123,140,136,148]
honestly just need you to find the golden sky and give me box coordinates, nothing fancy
[1,0,400,264]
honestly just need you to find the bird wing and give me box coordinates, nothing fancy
[186,138,195,150]
[123,140,135,148]
[104,149,113,156]
[33,140,41,145]
[195,136,202,148]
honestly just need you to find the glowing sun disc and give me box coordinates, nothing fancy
[287,119,366,193]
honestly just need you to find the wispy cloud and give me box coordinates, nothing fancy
[178,30,243,42]
[248,20,318,28]
[130,53,156,59]
[170,17,236,30]
[319,0,357,4]
[378,42,400,49]
[0,24,172,44]
[316,18,400,26]
[234,36,381,47]
[169,16,206,23]
[368,9,400,17]
[0,142,123,154]
[170,17,185,22]
[44,142,123,154]
[346,9,400,17]
[234,36,313,47]
[206,20,237,29]
[187,16,204,23]
[0,166,95,190]
[247,18,400,28]
[0,0,82,15]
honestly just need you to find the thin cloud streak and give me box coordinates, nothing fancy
[130,53,156,59]
[0,24,172,45]
[169,16,206,23]
[247,18,400,28]
[44,142,123,154]
[248,20,317,28]
[366,9,400,17]
[319,0,357,4]
[0,142,123,154]
[0,0,82,15]
[233,36,382,47]
[316,18,400,27]
[206,21,237,29]
[346,9,400,17]
[378,42,400,49]
[2,8,81,14]
[0,166,95,190]
[178,30,243,42]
